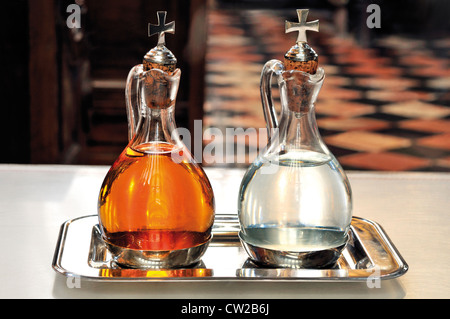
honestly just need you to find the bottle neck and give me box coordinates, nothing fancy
[280,107,329,155]
[276,68,327,155]
[129,105,181,150]
[128,67,182,151]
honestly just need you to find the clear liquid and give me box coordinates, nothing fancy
[242,226,346,252]
[239,150,352,252]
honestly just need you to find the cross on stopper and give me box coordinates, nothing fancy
[148,11,175,46]
[285,9,319,44]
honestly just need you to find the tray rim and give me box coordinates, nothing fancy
[52,214,408,282]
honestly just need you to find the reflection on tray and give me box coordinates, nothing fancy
[51,215,408,281]
[235,232,358,279]
[98,267,213,278]
[88,224,213,278]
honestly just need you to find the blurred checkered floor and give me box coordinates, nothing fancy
[203,8,450,171]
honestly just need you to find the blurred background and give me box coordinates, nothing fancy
[2,0,449,171]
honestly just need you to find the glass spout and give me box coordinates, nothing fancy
[280,67,324,113]
[139,68,180,110]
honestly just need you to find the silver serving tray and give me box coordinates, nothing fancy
[52,214,408,282]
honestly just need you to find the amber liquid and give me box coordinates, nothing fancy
[98,142,215,251]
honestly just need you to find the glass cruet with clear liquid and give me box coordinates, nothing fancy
[97,12,215,269]
[238,9,352,268]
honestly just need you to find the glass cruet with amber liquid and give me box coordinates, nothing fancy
[238,10,352,268]
[98,12,215,269]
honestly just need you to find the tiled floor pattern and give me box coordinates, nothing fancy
[203,8,450,171]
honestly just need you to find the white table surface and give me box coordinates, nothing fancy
[0,164,449,299]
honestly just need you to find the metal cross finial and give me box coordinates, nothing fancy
[285,9,319,44]
[148,11,175,46]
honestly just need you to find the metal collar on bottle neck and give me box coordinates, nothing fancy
[284,42,318,63]
[143,45,177,72]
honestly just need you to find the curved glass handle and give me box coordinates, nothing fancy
[260,59,284,140]
[125,64,143,141]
